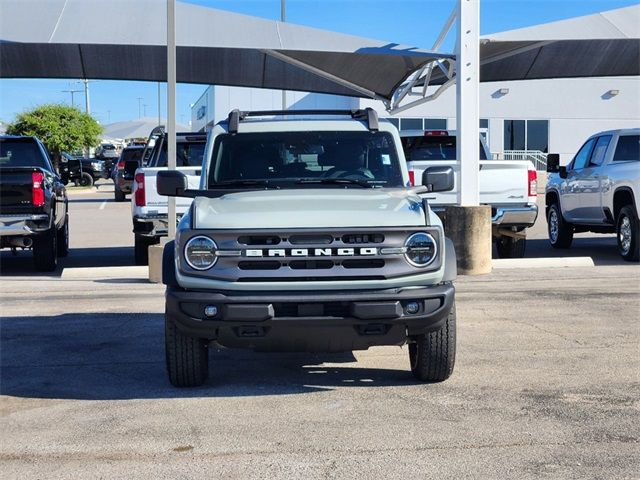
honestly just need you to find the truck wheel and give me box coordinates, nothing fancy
[33,229,57,272]
[165,313,209,387]
[114,187,126,202]
[617,205,639,262]
[134,235,159,265]
[56,214,69,257]
[409,300,456,382]
[79,172,93,187]
[495,235,526,258]
[547,203,573,249]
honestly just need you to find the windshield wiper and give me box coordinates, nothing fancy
[294,178,373,188]
[211,179,275,188]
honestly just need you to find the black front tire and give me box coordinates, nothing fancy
[33,229,57,272]
[165,313,209,387]
[79,172,93,187]
[56,214,69,257]
[114,187,126,202]
[616,205,639,262]
[495,235,526,258]
[547,203,573,249]
[409,301,456,382]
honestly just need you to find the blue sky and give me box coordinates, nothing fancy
[0,0,637,127]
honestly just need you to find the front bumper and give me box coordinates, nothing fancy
[0,214,50,237]
[166,283,455,352]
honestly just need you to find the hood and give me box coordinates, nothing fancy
[193,188,426,229]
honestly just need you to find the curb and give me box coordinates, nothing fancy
[61,266,149,280]
[492,257,595,269]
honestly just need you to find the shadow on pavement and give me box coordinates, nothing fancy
[1,313,416,400]
[0,246,134,276]
[524,237,628,266]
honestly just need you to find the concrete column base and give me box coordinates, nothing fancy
[148,238,169,284]
[442,205,492,275]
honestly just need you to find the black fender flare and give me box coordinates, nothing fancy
[162,240,178,287]
[443,237,457,282]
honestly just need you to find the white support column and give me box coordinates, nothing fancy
[456,0,480,206]
[167,0,177,238]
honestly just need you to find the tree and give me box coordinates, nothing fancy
[7,104,102,166]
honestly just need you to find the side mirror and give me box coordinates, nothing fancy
[157,170,188,197]
[546,153,560,173]
[559,166,568,179]
[422,166,454,192]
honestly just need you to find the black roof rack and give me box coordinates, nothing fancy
[226,108,379,134]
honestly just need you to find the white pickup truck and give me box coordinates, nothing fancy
[401,130,538,258]
[131,129,207,264]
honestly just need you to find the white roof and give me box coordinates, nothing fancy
[486,4,640,40]
[102,118,190,140]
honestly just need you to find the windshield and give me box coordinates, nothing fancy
[0,139,47,169]
[402,135,487,161]
[121,148,144,162]
[207,131,404,188]
[151,140,205,168]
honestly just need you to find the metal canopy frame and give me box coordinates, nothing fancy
[388,5,458,114]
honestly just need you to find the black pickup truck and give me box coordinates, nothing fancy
[0,136,69,271]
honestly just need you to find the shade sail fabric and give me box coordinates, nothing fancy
[0,0,450,101]
[1,0,638,103]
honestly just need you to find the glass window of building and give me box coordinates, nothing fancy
[479,119,489,129]
[386,118,400,129]
[400,118,423,131]
[504,120,526,150]
[526,120,549,153]
[424,118,447,130]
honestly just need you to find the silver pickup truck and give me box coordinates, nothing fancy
[545,128,639,261]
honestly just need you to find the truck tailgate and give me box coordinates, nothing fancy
[410,160,535,206]
[0,167,39,215]
[136,166,200,214]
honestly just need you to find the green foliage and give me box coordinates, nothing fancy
[7,104,102,158]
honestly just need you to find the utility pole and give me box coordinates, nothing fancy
[83,79,91,116]
[62,89,82,107]
[281,0,286,111]
[137,97,143,118]
[143,104,148,116]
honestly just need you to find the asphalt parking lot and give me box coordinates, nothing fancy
[1,182,639,479]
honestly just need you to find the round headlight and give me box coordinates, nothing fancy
[185,236,217,270]
[404,232,437,267]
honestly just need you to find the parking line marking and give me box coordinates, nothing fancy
[99,201,107,210]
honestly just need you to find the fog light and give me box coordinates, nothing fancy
[204,305,218,317]
[406,301,420,315]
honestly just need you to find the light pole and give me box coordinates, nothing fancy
[137,97,143,118]
[157,82,162,126]
[83,79,91,116]
[143,104,148,116]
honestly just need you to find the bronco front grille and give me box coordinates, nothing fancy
[179,227,443,282]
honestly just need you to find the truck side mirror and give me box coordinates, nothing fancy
[546,153,560,173]
[157,170,188,197]
[422,166,454,192]
[559,166,568,179]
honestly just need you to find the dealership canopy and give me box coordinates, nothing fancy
[1,0,638,106]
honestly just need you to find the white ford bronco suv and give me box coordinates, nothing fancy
[157,109,458,387]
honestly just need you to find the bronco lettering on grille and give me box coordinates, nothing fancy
[245,248,377,257]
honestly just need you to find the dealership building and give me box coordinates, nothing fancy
[191,5,639,164]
